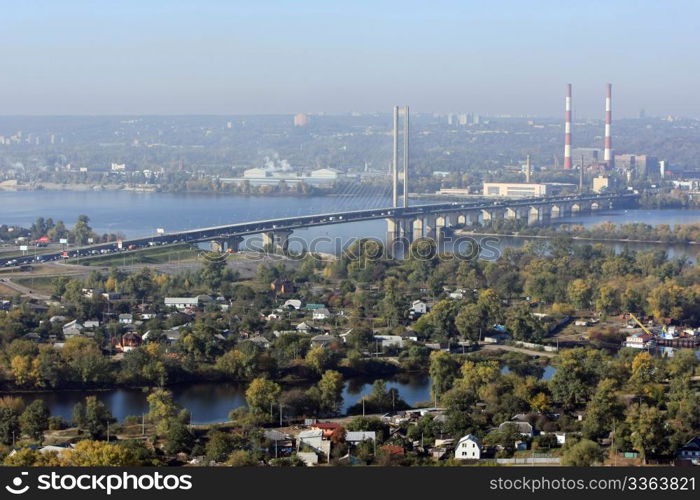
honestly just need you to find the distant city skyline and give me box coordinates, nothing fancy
[1,0,698,117]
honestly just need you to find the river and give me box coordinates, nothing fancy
[0,190,695,422]
[11,364,557,425]
[1,190,700,258]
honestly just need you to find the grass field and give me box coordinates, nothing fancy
[64,243,201,267]
[12,276,56,295]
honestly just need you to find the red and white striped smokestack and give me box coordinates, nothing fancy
[604,83,612,168]
[564,83,572,170]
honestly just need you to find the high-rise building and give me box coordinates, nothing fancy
[293,113,309,127]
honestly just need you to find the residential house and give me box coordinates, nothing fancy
[410,300,428,315]
[83,320,100,329]
[455,434,482,460]
[312,308,331,320]
[246,336,271,350]
[380,445,405,457]
[676,437,700,462]
[625,332,656,349]
[81,288,104,299]
[295,322,314,333]
[297,452,319,467]
[118,313,133,325]
[264,429,294,456]
[283,299,302,310]
[22,332,42,342]
[120,332,142,352]
[346,431,376,446]
[309,422,340,439]
[62,319,83,339]
[374,335,404,349]
[297,429,325,454]
[164,295,211,311]
[498,421,534,438]
[311,334,338,348]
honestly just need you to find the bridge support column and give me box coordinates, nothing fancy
[262,230,293,253]
[226,236,244,253]
[210,239,226,253]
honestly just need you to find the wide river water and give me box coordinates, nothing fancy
[1,190,699,258]
[0,190,696,422]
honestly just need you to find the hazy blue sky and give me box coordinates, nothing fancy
[1,0,697,117]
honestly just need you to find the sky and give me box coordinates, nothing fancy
[1,0,698,117]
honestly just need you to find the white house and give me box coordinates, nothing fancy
[374,335,404,349]
[312,308,331,320]
[283,299,303,310]
[118,313,133,325]
[410,300,428,314]
[346,431,376,445]
[62,320,83,339]
[164,295,211,310]
[455,434,482,460]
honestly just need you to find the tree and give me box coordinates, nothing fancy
[429,351,459,400]
[205,430,236,462]
[20,400,50,442]
[629,352,658,395]
[200,252,227,290]
[245,377,281,415]
[317,370,344,415]
[164,421,195,455]
[226,450,258,466]
[625,403,667,464]
[561,439,605,466]
[216,349,247,380]
[567,279,592,310]
[457,360,500,397]
[72,396,115,440]
[147,389,185,435]
[0,408,20,445]
[305,346,332,374]
[581,379,624,440]
[62,440,139,466]
[60,337,111,384]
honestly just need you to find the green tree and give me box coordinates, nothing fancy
[561,439,605,466]
[245,377,281,415]
[20,400,50,442]
[581,379,624,440]
[72,396,115,440]
[625,403,667,464]
[205,430,236,462]
[164,421,195,455]
[429,351,459,400]
[317,370,344,415]
[0,407,20,445]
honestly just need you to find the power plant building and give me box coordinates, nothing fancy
[483,182,576,198]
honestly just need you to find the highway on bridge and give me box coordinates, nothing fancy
[0,192,638,267]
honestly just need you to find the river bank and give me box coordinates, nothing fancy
[456,229,700,246]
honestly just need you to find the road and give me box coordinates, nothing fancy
[479,343,558,358]
[0,278,51,301]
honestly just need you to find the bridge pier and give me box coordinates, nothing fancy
[263,230,293,253]
[210,235,244,253]
[386,218,415,255]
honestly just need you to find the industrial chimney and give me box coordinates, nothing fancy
[564,84,572,170]
[604,83,613,168]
